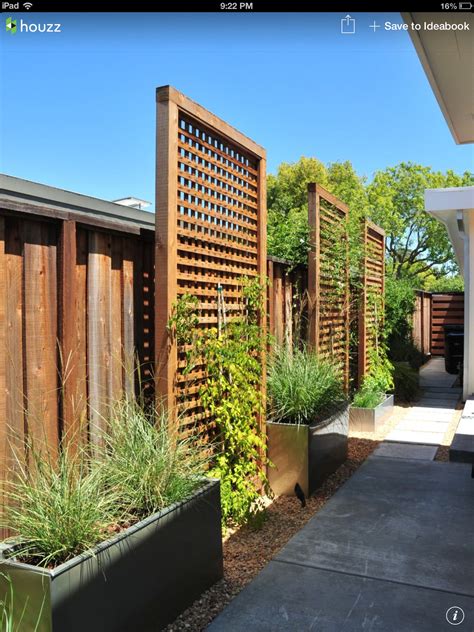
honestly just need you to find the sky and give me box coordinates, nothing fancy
[1,12,473,210]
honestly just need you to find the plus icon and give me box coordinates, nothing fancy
[369,21,381,32]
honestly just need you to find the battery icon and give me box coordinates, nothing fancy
[459,1,472,8]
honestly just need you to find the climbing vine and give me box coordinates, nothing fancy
[169,278,270,526]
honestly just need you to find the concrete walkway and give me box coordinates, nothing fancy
[385,357,461,447]
[208,358,474,631]
[208,458,474,631]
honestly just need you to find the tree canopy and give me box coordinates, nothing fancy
[267,157,473,285]
[367,162,473,279]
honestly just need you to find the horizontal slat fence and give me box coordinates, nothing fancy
[0,207,154,503]
[430,292,464,356]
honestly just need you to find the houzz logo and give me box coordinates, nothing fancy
[5,17,61,33]
[6,17,16,34]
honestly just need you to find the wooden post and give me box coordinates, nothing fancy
[358,221,367,385]
[257,157,267,439]
[59,220,83,448]
[155,86,179,425]
[267,259,274,340]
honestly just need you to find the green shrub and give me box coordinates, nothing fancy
[1,444,121,568]
[393,362,419,402]
[267,346,345,425]
[424,275,464,293]
[389,338,428,370]
[352,388,385,409]
[385,277,417,342]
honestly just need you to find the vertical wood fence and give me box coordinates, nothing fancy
[307,184,350,391]
[413,290,431,356]
[0,204,154,500]
[155,86,267,434]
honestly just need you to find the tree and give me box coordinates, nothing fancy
[267,157,368,265]
[367,162,473,280]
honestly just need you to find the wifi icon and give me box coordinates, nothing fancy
[23,2,33,8]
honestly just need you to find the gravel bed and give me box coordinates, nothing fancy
[164,437,379,632]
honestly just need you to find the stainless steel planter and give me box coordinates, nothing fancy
[349,394,394,432]
[267,405,349,498]
[0,480,223,632]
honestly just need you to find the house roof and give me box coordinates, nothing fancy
[0,174,155,231]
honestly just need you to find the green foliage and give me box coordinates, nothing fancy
[368,162,473,281]
[1,443,121,568]
[424,275,464,293]
[384,277,417,342]
[352,388,384,409]
[393,362,419,402]
[267,346,345,425]
[354,347,393,409]
[364,347,394,393]
[173,279,269,527]
[267,157,368,268]
[389,338,427,370]
[98,398,207,521]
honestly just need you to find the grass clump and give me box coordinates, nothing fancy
[267,346,345,425]
[352,388,385,409]
[98,398,207,521]
[1,444,120,568]
[1,397,208,568]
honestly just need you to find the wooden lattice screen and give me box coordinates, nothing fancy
[307,184,350,391]
[358,220,385,383]
[155,86,267,432]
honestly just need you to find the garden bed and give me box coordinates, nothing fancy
[164,438,379,632]
[0,480,223,632]
[349,394,394,433]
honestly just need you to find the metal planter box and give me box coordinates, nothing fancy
[0,480,223,632]
[267,404,349,498]
[349,394,394,433]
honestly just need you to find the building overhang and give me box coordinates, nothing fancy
[402,12,474,144]
[425,186,474,274]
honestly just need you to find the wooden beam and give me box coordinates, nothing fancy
[155,89,179,423]
[59,220,84,449]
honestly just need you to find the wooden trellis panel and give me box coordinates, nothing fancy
[155,86,267,432]
[307,184,350,391]
[358,220,385,383]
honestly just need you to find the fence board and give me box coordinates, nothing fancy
[22,220,59,457]
[88,232,112,446]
